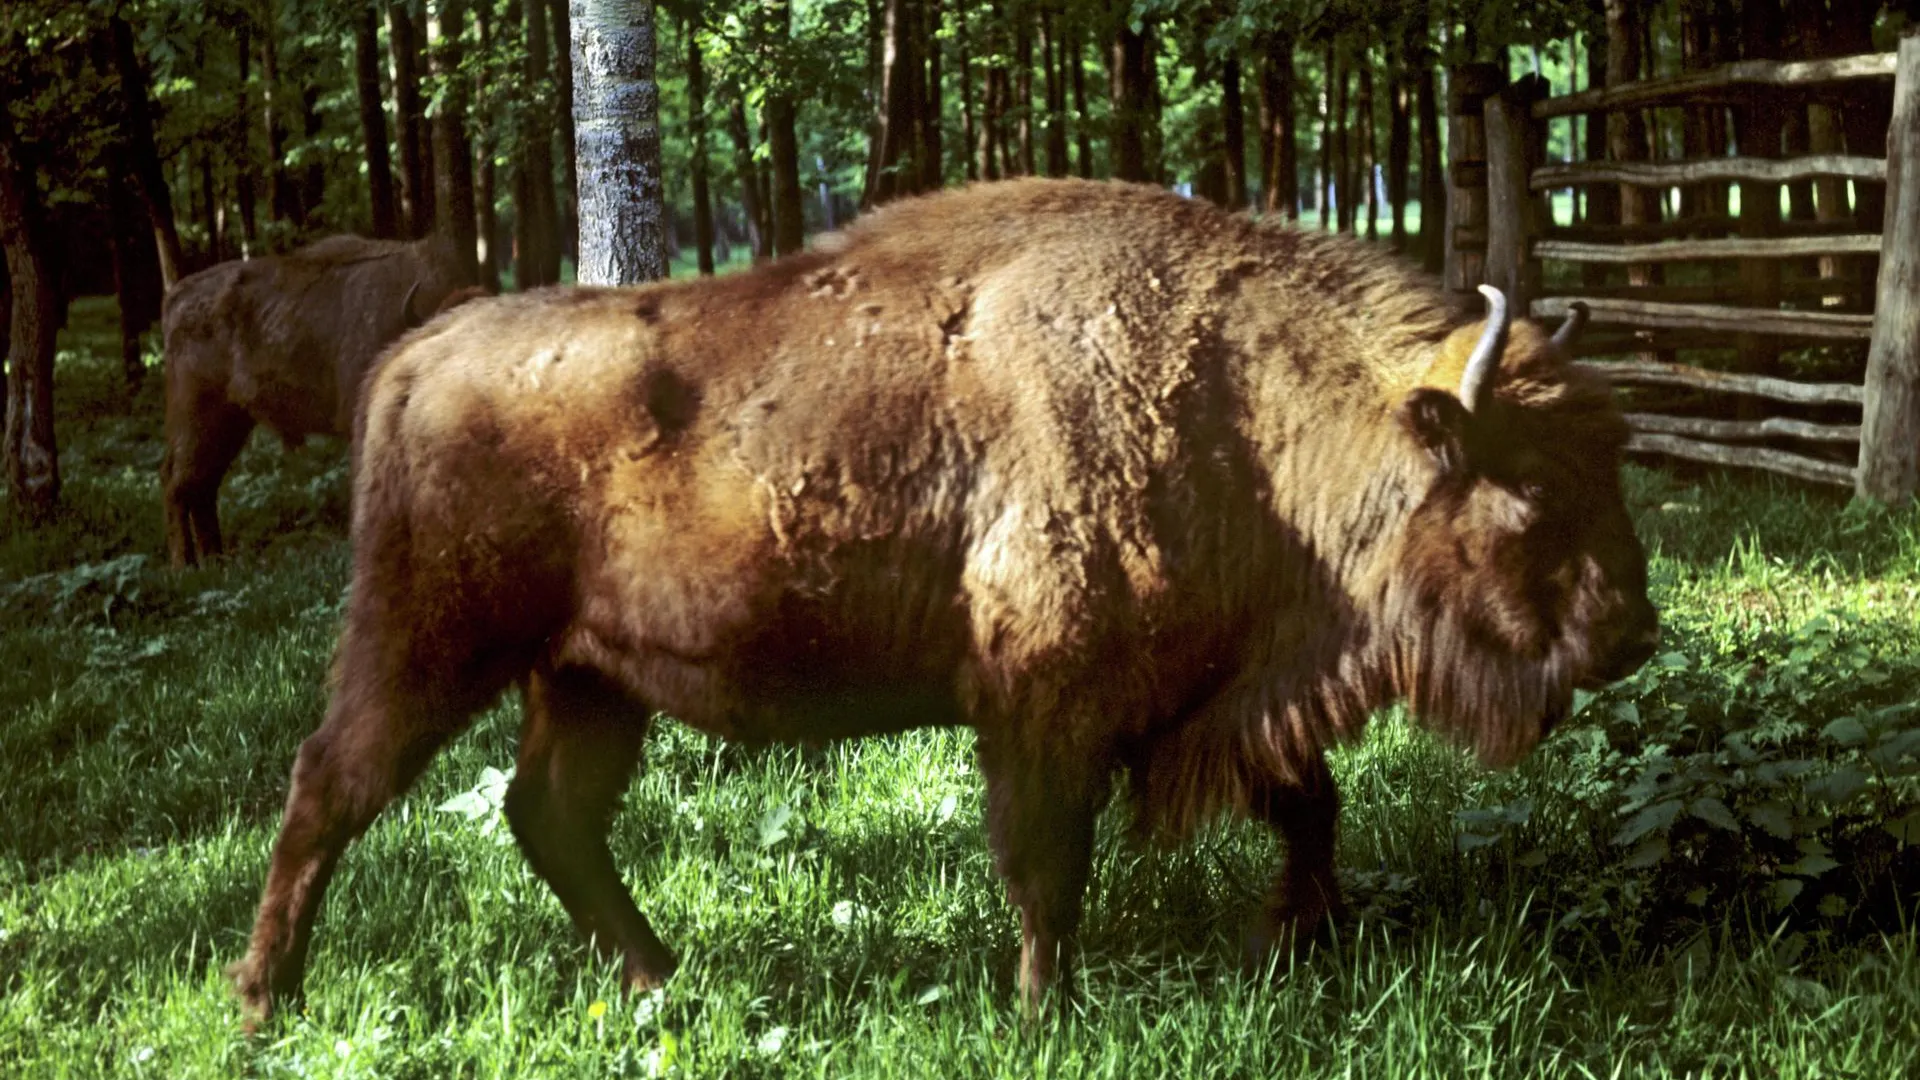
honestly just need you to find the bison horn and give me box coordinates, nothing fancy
[1551,301,1590,350]
[402,282,424,330]
[1460,284,1509,412]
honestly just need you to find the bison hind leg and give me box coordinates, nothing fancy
[505,664,676,992]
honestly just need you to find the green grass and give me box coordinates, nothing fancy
[3,299,1920,1078]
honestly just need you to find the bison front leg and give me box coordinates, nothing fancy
[505,665,677,992]
[979,740,1109,1010]
[1244,752,1345,970]
[232,671,472,1028]
[161,395,253,567]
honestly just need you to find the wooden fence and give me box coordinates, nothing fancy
[1462,30,1920,505]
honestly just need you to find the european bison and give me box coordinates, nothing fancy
[232,180,1658,1024]
[160,233,474,567]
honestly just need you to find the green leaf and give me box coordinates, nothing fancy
[1624,836,1669,869]
[1689,797,1740,832]
[915,984,945,1005]
[1745,801,1795,840]
[1883,810,1920,847]
[1614,799,1684,846]
[757,803,794,849]
[1771,879,1805,908]
[1817,894,1850,918]
[1820,717,1869,747]
[1804,765,1869,806]
[1782,854,1840,879]
[1685,886,1710,906]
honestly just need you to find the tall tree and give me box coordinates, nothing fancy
[1259,27,1297,218]
[0,101,59,521]
[389,1,434,238]
[549,0,580,263]
[473,0,500,291]
[518,0,562,286]
[571,0,669,282]
[1067,12,1092,178]
[921,0,944,187]
[355,2,399,238]
[1355,31,1376,239]
[726,96,770,259]
[107,16,184,287]
[1221,50,1246,207]
[234,22,260,254]
[686,12,715,274]
[1040,5,1068,177]
[763,0,804,255]
[1109,15,1151,182]
[259,4,298,225]
[866,0,924,205]
[430,0,478,281]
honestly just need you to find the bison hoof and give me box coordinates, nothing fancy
[622,951,678,994]
[227,956,286,1033]
[1239,906,1338,978]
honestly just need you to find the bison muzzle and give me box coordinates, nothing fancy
[160,233,476,567]
[232,180,1657,1025]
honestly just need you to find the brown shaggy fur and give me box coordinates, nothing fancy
[160,233,472,567]
[231,179,1657,1024]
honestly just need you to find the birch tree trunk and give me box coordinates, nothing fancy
[570,0,668,283]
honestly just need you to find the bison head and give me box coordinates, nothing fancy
[1387,290,1657,766]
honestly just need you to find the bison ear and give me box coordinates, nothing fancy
[1398,387,1473,475]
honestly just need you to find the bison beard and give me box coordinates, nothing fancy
[159,234,477,567]
[231,181,1656,1025]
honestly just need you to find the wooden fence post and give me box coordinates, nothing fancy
[1858,31,1920,505]
[1485,74,1551,317]
[1444,63,1506,295]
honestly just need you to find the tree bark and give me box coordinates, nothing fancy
[1606,0,1660,291]
[922,0,944,188]
[1334,40,1352,232]
[389,2,434,238]
[1259,29,1298,218]
[1109,18,1151,182]
[518,0,561,286]
[1356,34,1377,239]
[1415,62,1442,270]
[1222,52,1246,207]
[429,0,478,282]
[1068,14,1092,178]
[259,10,297,227]
[0,105,59,520]
[763,0,805,255]
[1388,39,1411,251]
[570,0,669,282]
[958,7,978,181]
[978,14,1003,181]
[687,15,715,274]
[549,0,580,264]
[866,0,922,206]
[1734,0,1784,368]
[108,16,185,287]
[474,2,501,291]
[727,97,770,259]
[1319,39,1333,227]
[1041,6,1068,177]
[1015,16,1035,176]
[355,3,399,238]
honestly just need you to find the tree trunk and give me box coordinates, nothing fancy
[109,16,185,287]
[474,2,501,291]
[1829,0,1888,293]
[1109,19,1150,182]
[1415,62,1442,270]
[234,25,259,256]
[389,2,434,238]
[979,30,1003,181]
[0,107,59,521]
[1015,17,1035,176]
[922,0,944,188]
[1221,53,1246,207]
[260,12,296,227]
[1583,11,1615,286]
[1334,40,1353,232]
[958,7,978,181]
[866,0,922,206]
[198,144,221,262]
[1679,7,1720,219]
[1319,39,1333,227]
[355,3,399,238]
[519,0,561,286]
[105,176,147,388]
[1259,30,1298,218]
[1068,15,1092,178]
[1041,6,1068,177]
[549,0,580,265]
[430,0,478,281]
[687,15,715,274]
[570,0,669,282]
[727,97,770,259]
[763,0,805,255]
[1388,30,1411,252]
[1734,0,1784,369]
[1606,0,1660,290]
[299,76,326,227]
[1356,35,1377,239]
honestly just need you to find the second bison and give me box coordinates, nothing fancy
[160,233,473,566]
[232,179,1658,1023]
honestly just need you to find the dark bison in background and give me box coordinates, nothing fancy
[160,233,475,566]
[231,179,1658,1024]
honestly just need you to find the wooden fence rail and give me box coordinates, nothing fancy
[1465,33,1920,504]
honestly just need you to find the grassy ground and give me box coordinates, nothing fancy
[3,299,1919,1078]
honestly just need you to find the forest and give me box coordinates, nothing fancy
[4,0,1920,1076]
